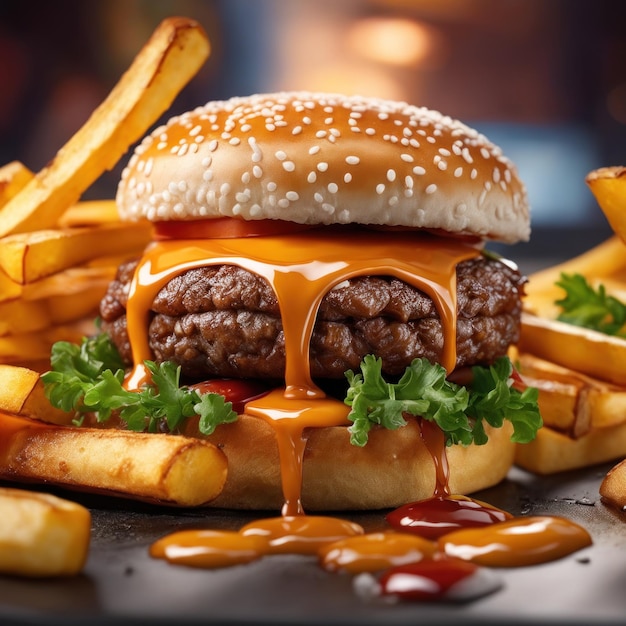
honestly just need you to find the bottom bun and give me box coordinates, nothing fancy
[195,415,516,511]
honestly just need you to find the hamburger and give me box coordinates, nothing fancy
[48,92,541,511]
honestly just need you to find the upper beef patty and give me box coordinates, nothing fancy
[99,255,525,382]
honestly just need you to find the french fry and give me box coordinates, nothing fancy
[586,167,626,245]
[0,162,34,208]
[599,458,626,511]
[515,421,626,475]
[0,221,150,284]
[519,312,626,387]
[0,321,97,364]
[0,486,90,577]
[518,353,626,438]
[0,412,228,506]
[57,199,121,228]
[0,17,210,237]
[0,365,71,425]
[0,298,50,336]
[524,235,626,308]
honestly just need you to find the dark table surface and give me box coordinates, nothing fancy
[0,460,625,626]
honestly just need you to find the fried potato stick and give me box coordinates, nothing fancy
[0,486,91,577]
[0,412,228,507]
[0,17,210,236]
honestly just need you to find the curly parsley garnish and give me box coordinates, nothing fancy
[41,334,237,435]
[344,355,541,447]
[555,272,626,337]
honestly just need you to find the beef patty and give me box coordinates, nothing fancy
[99,255,525,382]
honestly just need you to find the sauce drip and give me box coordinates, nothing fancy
[438,515,593,567]
[245,391,350,516]
[386,417,510,540]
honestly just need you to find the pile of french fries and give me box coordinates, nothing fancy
[516,166,626,510]
[0,17,233,577]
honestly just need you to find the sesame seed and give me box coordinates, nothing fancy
[405,175,414,189]
[454,167,463,178]
[425,183,437,194]
[317,162,329,172]
[345,156,360,165]
[292,126,302,135]
[229,137,241,146]
[316,130,327,138]
[365,128,376,135]
[208,139,218,152]
[314,192,324,203]
[241,172,251,184]
[253,165,263,178]
[437,160,447,171]
[328,182,338,193]
[344,173,352,183]
[275,150,287,160]
[413,166,426,175]
[267,181,277,192]
[400,154,414,162]
[387,169,397,182]
[286,191,299,201]
[282,161,295,172]
[470,168,478,179]
[309,146,321,155]
[376,184,385,194]
[493,167,501,183]
[307,171,317,183]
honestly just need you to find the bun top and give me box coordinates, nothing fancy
[117,92,530,243]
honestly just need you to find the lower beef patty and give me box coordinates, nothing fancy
[99,255,525,382]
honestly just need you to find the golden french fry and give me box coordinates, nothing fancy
[0,365,70,424]
[599,458,626,511]
[20,265,116,301]
[586,167,626,245]
[525,235,626,304]
[518,353,626,438]
[0,486,90,577]
[0,320,97,364]
[0,221,150,284]
[57,199,121,228]
[0,298,50,336]
[0,17,210,237]
[0,162,34,209]
[0,412,228,506]
[0,285,106,336]
[519,312,626,386]
[515,421,626,475]
[0,264,116,305]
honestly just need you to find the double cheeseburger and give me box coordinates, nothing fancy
[98,92,532,511]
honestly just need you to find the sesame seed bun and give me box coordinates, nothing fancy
[117,92,530,243]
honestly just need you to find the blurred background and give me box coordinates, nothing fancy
[1,0,625,270]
